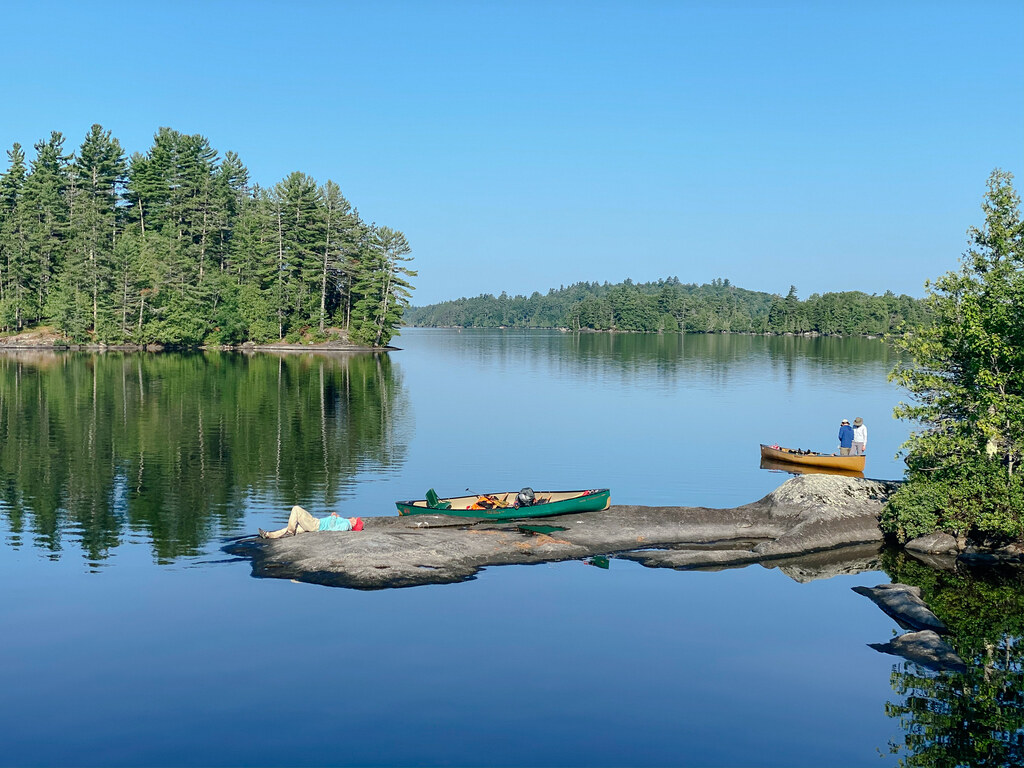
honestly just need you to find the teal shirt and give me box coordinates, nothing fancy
[316,514,352,532]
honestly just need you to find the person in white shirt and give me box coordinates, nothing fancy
[852,417,867,456]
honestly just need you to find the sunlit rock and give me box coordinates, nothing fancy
[852,583,948,633]
[228,474,900,589]
[905,532,959,555]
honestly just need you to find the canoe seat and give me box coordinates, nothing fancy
[425,488,451,510]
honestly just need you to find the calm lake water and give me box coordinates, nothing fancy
[1,329,1021,767]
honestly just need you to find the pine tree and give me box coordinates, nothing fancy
[0,144,28,330]
[349,225,415,347]
[317,180,355,333]
[272,172,323,337]
[64,124,125,339]
[23,133,72,331]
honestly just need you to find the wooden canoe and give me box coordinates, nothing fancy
[760,444,865,472]
[759,456,864,479]
[396,489,611,519]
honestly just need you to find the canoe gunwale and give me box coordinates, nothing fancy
[396,488,611,518]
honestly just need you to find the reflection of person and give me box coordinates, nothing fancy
[852,417,867,456]
[259,506,364,539]
[838,419,854,456]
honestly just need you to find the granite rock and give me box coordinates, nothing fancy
[227,474,898,589]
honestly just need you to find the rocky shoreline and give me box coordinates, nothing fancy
[227,474,901,589]
[0,328,388,353]
[227,473,1024,591]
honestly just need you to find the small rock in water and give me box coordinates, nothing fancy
[852,583,948,633]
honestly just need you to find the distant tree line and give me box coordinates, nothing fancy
[0,125,415,347]
[404,277,928,335]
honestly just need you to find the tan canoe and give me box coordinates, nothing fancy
[759,456,865,479]
[760,443,865,472]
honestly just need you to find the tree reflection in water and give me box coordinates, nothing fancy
[880,550,1024,766]
[0,351,407,563]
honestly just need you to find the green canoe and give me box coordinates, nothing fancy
[396,488,611,519]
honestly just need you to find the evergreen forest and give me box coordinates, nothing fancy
[404,278,929,335]
[0,125,415,347]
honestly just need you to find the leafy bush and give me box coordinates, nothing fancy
[885,170,1024,542]
[881,456,1024,542]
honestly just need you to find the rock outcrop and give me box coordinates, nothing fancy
[905,532,960,555]
[226,474,898,589]
[851,583,948,633]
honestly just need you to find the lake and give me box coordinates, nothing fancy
[1,329,1021,767]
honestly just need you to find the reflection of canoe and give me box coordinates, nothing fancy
[760,444,865,472]
[396,489,611,519]
[759,456,864,479]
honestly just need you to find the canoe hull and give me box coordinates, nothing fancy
[396,489,611,519]
[759,456,865,479]
[760,444,865,472]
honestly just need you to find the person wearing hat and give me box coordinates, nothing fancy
[259,505,364,538]
[837,419,854,456]
[851,417,867,456]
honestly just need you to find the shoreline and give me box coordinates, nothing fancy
[0,329,394,353]
[228,473,1024,591]
[403,325,885,339]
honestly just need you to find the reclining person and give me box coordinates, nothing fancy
[259,505,364,538]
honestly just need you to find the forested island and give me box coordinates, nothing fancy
[404,278,929,335]
[0,125,415,347]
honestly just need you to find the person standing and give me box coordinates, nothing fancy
[838,419,854,456]
[852,417,867,456]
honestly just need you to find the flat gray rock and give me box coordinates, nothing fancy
[905,532,959,555]
[852,583,948,633]
[227,474,898,589]
[868,630,967,674]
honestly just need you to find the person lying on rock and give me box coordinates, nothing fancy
[259,505,364,539]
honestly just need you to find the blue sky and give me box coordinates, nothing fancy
[2,1,1021,305]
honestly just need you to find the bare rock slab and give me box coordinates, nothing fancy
[226,475,898,589]
[852,583,948,633]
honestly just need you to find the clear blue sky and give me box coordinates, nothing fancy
[3,0,1022,304]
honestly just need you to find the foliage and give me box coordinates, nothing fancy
[349,226,416,347]
[404,276,927,335]
[0,351,408,562]
[879,551,1024,767]
[0,125,414,347]
[884,170,1024,542]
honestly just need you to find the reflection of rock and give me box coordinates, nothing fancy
[852,583,948,633]
[905,532,959,555]
[770,543,882,583]
[958,542,1024,565]
[904,551,958,571]
[617,542,883,583]
[868,630,967,674]
[228,475,898,589]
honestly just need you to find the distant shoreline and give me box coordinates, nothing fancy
[0,328,392,353]
[403,325,886,340]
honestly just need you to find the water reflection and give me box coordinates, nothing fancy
[759,456,865,479]
[0,351,409,562]
[879,551,1024,766]
[414,329,898,392]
